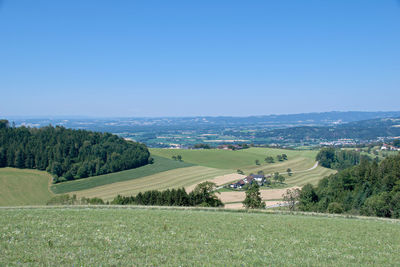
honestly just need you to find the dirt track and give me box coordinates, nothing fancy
[219,187,301,203]
[224,201,284,209]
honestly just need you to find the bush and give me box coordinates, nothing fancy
[327,202,344,214]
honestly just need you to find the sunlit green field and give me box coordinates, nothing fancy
[0,168,54,206]
[1,207,399,266]
[150,147,317,170]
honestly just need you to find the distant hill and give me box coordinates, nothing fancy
[9,111,400,131]
[257,117,400,141]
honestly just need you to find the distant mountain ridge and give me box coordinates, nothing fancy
[7,111,400,130]
[258,117,400,141]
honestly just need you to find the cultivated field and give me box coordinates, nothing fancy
[1,207,399,266]
[0,168,54,206]
[70,166,230,201]
[51,156,193,194]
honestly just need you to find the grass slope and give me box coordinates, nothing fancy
[1,207,399,266]
[150,147,317,170]
[71,166,230,201]
[51,156,193,194]
[0,168,54,206]
[285,165,336,186]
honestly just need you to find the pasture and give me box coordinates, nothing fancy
[0,168,53,206]
[1,207,399,266]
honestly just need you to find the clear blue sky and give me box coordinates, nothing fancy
[1,0,399,117]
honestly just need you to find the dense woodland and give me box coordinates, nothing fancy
[0,120,150,183]
[316,148,364,170]
[298,154,400,218]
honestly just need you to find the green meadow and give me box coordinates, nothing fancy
[150,147,318,170]
[1,207,399,266]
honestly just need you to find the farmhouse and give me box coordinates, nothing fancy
[229,174,266,189]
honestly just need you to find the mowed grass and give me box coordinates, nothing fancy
[150,147,318,170]
[51,156,193,194]
[0,168,54,206]
[71,166,230,201]
[284,166,336,187]
[1,207,399,266]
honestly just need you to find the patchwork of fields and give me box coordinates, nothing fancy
[71,166,230,201]
[0,147,335,206]
[1,207,399,266]
[66,147,331,202]
[51,156,193,194]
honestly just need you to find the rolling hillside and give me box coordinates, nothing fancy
[1,147,333,205]
[1,207,399,266]
[0,168,54,206]
[150,147,317,170]
[67,148,331,202]
[70,166,230,201]
[51,156,193,194]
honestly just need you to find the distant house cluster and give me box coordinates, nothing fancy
[218,144,249,151]
[229,174,267,189]
[381,144,400,151]
[320,139,356,146]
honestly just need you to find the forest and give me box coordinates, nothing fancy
[316,148,364,170]
[0,120,150,183]
[298,154,400,218]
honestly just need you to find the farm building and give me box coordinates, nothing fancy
[229,174,266,189]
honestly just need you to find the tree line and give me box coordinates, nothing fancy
[298,154,400,218]
[111,182,223,207]
[0,120,151,183]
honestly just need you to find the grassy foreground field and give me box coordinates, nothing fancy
[0,168,53,206]
[51,156,193,194]
[1,207,399,266]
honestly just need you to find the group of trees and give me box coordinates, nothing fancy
[46,194,105,205]
[298,154,400,218]
[111,182,224,207]
[316,148,364,170]
[171,155,183,161]
[0,120,150,183]
[193,143,212,149]
[273,172,286,184]
[264,154,287,164]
